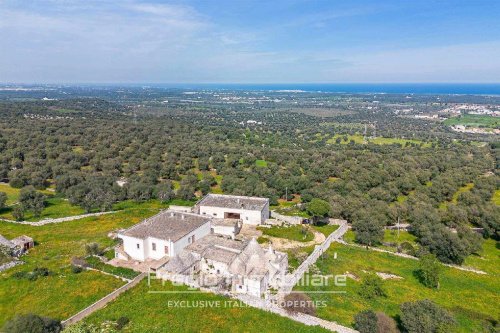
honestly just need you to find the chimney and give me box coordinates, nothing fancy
[170,212,175,217]
[181,215,185,220]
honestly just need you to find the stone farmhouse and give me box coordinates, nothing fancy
[113,194,287,298]
[195,194,270,225]
[0,234,34,256]
[159,235,287,298]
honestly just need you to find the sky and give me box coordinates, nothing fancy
[0,0,499,84]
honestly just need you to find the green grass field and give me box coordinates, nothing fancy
[85,256,139,280]
[343,229,418,253]
[444,114,499,128]
[0,184,86,221]
[311,223,339,237]
[492,189,500,205]
[439,182,474,210]
[258,225,314,242]
[0,203,164,326]
[326,134,430,147]
[0,200,330,331]
[81,280,328,333]
[255,159,268,167]
[296,242,500,332]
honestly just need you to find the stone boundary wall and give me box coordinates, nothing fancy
[168,205,193,212]
[0,211,116,226]
[270,211,303,225]
[62,273,146,327]
[338,240,487,275]
[282,221,348,294]
[236,294,358,333]
[0,260,23,272]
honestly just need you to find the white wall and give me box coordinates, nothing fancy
[146,237,172,260]
[120,235,147,261]
[212,225,237,239]
[172,222,211,256]
[119,220,211,261]
[199,206,264,225]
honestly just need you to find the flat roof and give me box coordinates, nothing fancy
[120,210,211,242]
[198,194,268,211]
[185,234,248,265]
[211,218,240,227]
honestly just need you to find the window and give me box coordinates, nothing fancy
[213,213,217,216]
[192,235,195,243]
[152,243,156,251]
[246,217,249,220]
[136,243,140,249]
[164,246,169,254]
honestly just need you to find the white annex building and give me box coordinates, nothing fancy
[195,194,270,225]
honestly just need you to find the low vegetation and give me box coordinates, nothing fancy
[258,225,314,242]
[80,280,328,333]
[84,256,139,280]
[295,243,499,332]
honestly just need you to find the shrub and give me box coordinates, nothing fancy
[359,274,386,300]
[12,206,24,221]
[354,310,377,333]
[399,241,416,256]
[11,271,28,280]
[417,254,441,288]
[375,312,399,333]
[400,299,455,333]
[2,313,62,333]
[85,242,104,256]
[33,267,50,277]
[116,316,130,330]
[0,192,7,209]
[71,265,83,274]
[12,267,51,281]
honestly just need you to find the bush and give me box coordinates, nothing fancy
[375,312,399,333]
[71,265,83,274]
[11,271,28,280]
[33,267,50,277]
[400,299,455,333]
[12,267,52,281]
[399,241,416,256]
[12,206,24,221]
[116,316,130,330]
[282,292,316,316]
[359,274,386,300]
[2,313,62,333]
[354,310,377,333]
[0,192,7,209]
[85,242,104,256]
[417,253,441,288]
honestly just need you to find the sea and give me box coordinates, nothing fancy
[149,83,500,95]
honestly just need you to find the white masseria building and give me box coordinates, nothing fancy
[196,194,269,225]
[116,210,212,261]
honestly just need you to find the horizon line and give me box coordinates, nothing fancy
[2,82,500,86]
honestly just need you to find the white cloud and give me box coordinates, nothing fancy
[0,1,498,83]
